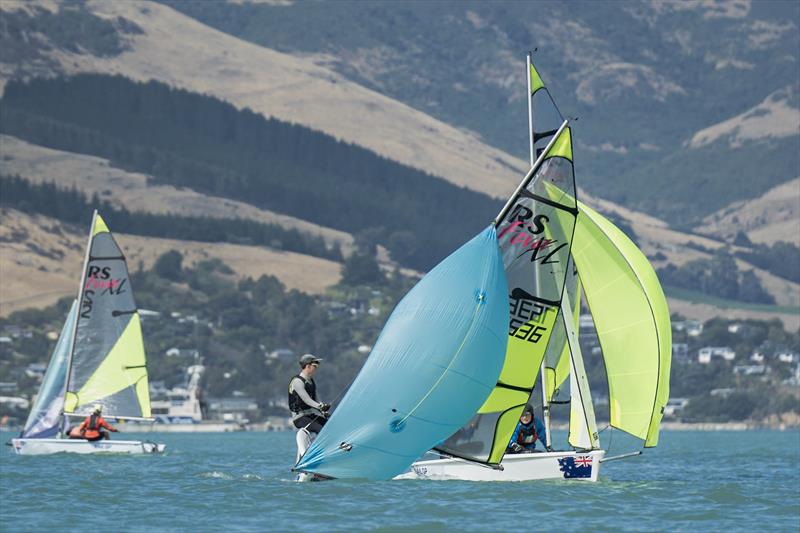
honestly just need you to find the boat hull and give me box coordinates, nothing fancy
[10,438,166,455]
[397,449,605,481]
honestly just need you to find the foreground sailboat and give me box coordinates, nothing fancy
[11,211,165,455]
[402,55,671,481]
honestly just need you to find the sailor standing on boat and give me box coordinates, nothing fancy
[289,354,330,435]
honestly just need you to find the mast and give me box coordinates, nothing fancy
[527,52,553,448]
[60,210,97,433]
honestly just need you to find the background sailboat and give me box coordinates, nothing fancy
[11,211,165,455]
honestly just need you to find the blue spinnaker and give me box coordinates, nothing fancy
[295,226,509,479]
[21,300,77,439]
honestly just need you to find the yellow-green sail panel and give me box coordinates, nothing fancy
[530,63,545,94]
[66,315,150,416]
[572,202,671,446]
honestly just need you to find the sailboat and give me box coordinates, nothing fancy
[402,55,671,481]
[293,56,669,481]
[11,211,165,455]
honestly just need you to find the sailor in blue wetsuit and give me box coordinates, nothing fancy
[507,404,547,453]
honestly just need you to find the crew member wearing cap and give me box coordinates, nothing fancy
[74,405,119,441]
[288,354,330,435]
[507,404,547,453]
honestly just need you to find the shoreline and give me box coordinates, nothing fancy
[4,422,798,435]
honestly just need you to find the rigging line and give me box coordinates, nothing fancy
[329,369,359,405]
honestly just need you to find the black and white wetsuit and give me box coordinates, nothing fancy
[288,374,327,434]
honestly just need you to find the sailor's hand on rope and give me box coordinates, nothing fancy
[510,443,523,452]
[319,403,331,413]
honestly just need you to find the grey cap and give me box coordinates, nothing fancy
[299,353,323,366]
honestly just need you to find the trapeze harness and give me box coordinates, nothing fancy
[514,421,538,447]
[289,374,329,435]
[288,374,318,417]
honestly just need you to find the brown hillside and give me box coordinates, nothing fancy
[0,0,526,199]
[0,209,342,317]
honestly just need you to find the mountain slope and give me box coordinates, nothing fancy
[699,177,800,246]
[0,0,526,199]
[0,134,354,252]
[0,209,342,316]
[160,0,800,226]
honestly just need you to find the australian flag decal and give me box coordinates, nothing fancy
[558,455,593,479]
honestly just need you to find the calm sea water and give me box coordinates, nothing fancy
[2,430,798,532]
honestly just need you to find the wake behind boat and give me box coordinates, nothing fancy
[12,211,165,456]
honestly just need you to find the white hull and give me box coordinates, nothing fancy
[397,449,605,482]
[10,438,166,456]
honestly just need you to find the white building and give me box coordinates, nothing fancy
[698,347,736,364]
[664,397,689,417]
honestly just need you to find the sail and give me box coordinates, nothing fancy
[295,226,509,479]
[543,260,580,403]
[63,213,151,418]
[572,202,671,446]
[435,124,578,464]
[562,292,600,450]
[20,301,77,438]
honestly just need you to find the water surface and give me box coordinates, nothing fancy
[2,430,798,532]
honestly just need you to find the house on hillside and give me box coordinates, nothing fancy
[698,346,735,364]
[673,320,703,337]
[673,343,689,361]
[664,397,689,417]
[776,352,798,363]
[733,364,766,376]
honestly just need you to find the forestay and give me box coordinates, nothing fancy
[294,226,509,479]
[63,213,152,419]
[572,202,672,446]
[20,301,77,438]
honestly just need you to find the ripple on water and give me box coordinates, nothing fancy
[1,430,798,532]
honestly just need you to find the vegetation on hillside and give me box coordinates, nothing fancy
[0,174,343,261]
[1,252,797,426]
[735,241,800,284]
[0,4,141,67]
[157,0,800,227]
[657,248,776,304]
[0,74,501,271]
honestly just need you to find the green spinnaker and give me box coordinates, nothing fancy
[572,202,671,446]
